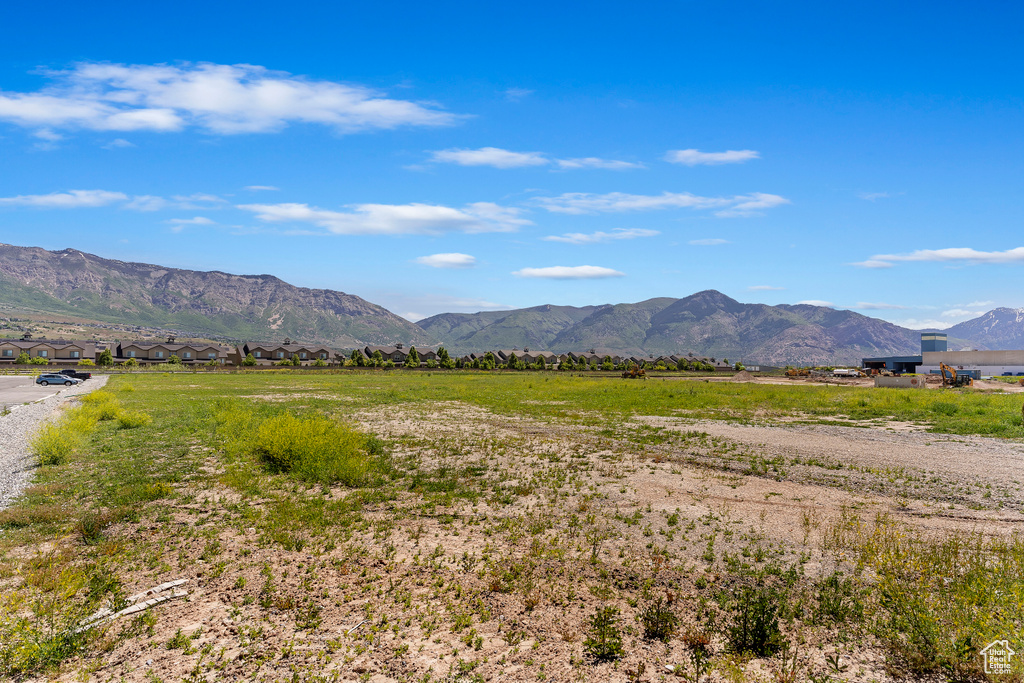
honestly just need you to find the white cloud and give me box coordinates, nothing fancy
[689,238,729,246]
[33,128,63,141]
[429,147,548,169]
[964,300,994,308]
[859,191,902,201]
[414,253,477,268]
[543,228,659,244]
[103,138,135,148]
[0,189,127,208]
[714,193,790,217]
[850,259,894,269]
[0,62,461,136]
[428,147,641,171]
[941,308,984,318]
[554,157,644,170]
[749,285,784,291]
[122,195,169,211]
[512,265,625,279]
[244,185,279,191]
[535,190,788,217]
[504,88,534,101]
[796,300,835,307]
[0,188,234,213]
[857,247,1024,268]
[854,302,908,310]
[537,191,722,214]
[238,201,530,235]
[173,193,225,204]
[665,149,760,166]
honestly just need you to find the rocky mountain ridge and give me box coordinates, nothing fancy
[0,243,433,347]
[418,290,926,365]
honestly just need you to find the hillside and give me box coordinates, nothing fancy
[0,243,434,347]
[419,290,924,365]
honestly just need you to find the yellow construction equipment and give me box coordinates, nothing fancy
[618,362,643,378]
[785,368,810,377]
[939,362,973,388]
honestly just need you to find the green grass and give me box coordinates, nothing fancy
[104,370,1024,437]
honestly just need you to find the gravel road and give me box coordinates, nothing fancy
[0,375,107,511]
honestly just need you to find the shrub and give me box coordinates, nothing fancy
[639,597,678,643]
[97,348,113,366]
[122,358,139,369]
[117,411,152,429]
[29,356,49,365]
[241,353,257,366]
[814,571,863,625]
[94,402,121,421]
[15,351,30,364]
[250,412,381,486]
[312,358,327,367]
[78,510,117,544]
[166,354,182,366]
[584,606,624,661]
[30,422,80,466]
[77,358,95,366]
[724,584,787,657]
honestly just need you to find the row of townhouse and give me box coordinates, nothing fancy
[0,336,233,366]
[0,338,99,364]
[1,334,738,370]
[230,340,333,365]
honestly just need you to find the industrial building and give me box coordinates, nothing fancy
[863,333,1024,377]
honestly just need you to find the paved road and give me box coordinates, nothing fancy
[0,375,70,409]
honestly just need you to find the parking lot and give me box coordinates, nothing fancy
[0,375,69,409]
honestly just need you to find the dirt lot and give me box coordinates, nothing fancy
[32,389,1020,683]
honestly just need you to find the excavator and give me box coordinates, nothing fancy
[621,364,647,379]
[939,362,973,388]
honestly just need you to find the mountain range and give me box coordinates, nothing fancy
[0,243,1020,365]
[417,292,929,365]
[0,243,432,348]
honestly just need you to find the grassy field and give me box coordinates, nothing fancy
[1,371,1022,681]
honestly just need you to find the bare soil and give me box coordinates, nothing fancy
[46,400,1024,683]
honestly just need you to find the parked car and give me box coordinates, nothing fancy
[59,369,91,381]
[36,374,80,386]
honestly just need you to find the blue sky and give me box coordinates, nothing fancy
[1,2,1022,327]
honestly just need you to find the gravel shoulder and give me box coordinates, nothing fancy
[0,375,107,511]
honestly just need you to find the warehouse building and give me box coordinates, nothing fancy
[864,333,1024,377]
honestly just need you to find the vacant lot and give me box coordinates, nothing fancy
[1,371,1022,682]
